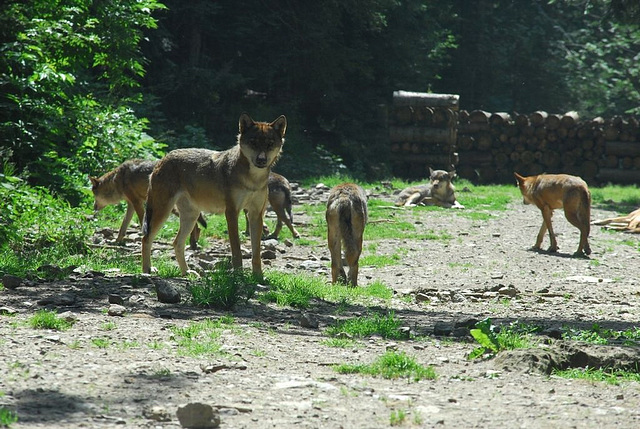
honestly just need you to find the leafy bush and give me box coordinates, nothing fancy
[188,261,258,309]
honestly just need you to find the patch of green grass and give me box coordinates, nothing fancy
[468,319,540,359]
[259,271,393,308]
[389,409,407,426]
[562,324,640,346]
[169,316,235,357]
[28,310,74,331]
[553,367,640,385]
[361,247,407,268]
[101,321,117,331]
[91,338,111,349]
[335,351,436,381]
[188,260,258,309]
[147,340,165,350]
[0,406,18,428]
[325,312,407,340]
[117,340,140,350]
[321,337,358,348]
[591,185,640,210]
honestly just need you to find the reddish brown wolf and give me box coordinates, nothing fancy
[395,168,464,208]
[326,183,368,286]
[89,159,204,249]
[142,113,286,276]
[515,172,591,256]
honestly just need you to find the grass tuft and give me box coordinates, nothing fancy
[335,351,436,381]
[28,310,74,331]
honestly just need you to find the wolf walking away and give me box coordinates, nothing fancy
[326,183,368,286]
[142,113,286,276]
[266,172,301,239]
[395,168,464,208]
[514,172,591,256]
[89,159,205,249]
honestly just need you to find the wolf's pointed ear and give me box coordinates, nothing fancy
[271,115,287,138]
[239,113,255,134]
[448,170,457,179]
[428,167,434,175]
[514,172,524,185]
[89,176,98,186]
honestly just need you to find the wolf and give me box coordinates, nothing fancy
[89,159,204,249]
[326,183,368,286]
[514,172,591,256]
[142,113,287,276]
[243,172,301,240]
[266,172,301,239]
[394,168,464,208]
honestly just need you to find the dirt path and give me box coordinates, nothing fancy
[1,185,640,428]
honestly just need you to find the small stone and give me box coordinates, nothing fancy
[144,405,171,422]
[108,304,126,317]
[154,279,181,304]
[176,402,220,428]
[261,249,277,260]
[299,312,319,329]
[2,274,23,289]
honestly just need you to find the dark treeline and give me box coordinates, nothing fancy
[1,0,639,203]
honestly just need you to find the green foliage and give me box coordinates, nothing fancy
[0,406,18,428]
[0,0,166,202]
[562,324,640,346]
[188,260,258,309]
[169,316,234,357]
[259,271,393,308]
[28,310,74,331]
[553,366,640,385]
[335,351,437,382]
[468,319,539,360]
[325,312,407,340]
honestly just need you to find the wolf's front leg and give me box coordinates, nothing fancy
[225,208,244,271]
[247,208,265,278]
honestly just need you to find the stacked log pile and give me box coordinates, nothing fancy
[456,110,640,184]
[389,91,459,179]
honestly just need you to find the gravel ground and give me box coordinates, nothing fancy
[1,184,639,429]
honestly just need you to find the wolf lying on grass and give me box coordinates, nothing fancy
[142,113,286,277]
[395,168,464,208]
[514,172,591,256]
[89,160,205,249]
[326,183,368,286]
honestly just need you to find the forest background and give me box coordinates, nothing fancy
[0,0,639,234]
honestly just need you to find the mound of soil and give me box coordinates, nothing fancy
[1,183,639,428]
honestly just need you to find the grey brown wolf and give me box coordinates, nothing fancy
[326,183,368,286]
[142,113,286,276]
[89,159,205,249]
[244,172,301,240]
[514,172,591,256]
[266,172,301,239]
[395,168,464,208]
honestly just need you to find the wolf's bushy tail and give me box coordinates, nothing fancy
[338,202,358,256]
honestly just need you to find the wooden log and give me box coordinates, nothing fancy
[603,125,620,141]
[560,111,580,128]
[392,91,459,109]
[604,141,640,157]
[389,126,452,143]
[546,114,562,130]
[604,154,619,168]
[530,111,548,126]
[582,160,599,179]
[394,106,414,125]
[494,152,509,168]
[597,168,640,184]
[469,110,491,123]
[521,150,536,165]
[458,151,493,165]
[514,113,530,128]
[490,112,511,126]
[457,135,475,151]
[391,153,458,166]
[477,132,493,150]
[458,122,491,133]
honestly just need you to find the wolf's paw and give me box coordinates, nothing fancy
[547,246,559,253]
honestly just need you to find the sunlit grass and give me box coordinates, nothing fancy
[169,316,235,357]
[553,367,640,385]
[334,351,437,381]
[325,312,407,340]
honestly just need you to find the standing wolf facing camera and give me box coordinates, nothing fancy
[326,183,368,286]
[395,168,464,208]
[142,113,287,277]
